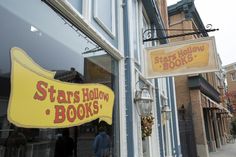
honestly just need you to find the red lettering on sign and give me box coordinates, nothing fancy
[73,91,80,103]
[93,101,99,114]
[85,102,93,118]
[67,105,76,122]
[34,81,48,101]
[48,85,56,102]
[54,105,66,123]
[53,101,102,124]
[77,104,85,120]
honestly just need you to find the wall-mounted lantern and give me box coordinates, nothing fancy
[134,85,154,139]
[134,86,153,116]
[162,104,172,121]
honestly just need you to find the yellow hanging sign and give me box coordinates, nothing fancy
[8,47,115,128]
[144,37,219,78]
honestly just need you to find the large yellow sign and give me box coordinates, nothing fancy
[8,47,115,128]
[144,37,219,78]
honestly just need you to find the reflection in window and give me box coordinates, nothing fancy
[0,2,119,157]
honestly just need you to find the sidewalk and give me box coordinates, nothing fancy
[209,142,236,157]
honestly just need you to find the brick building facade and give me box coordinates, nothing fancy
[168,0,232,157]
[224,63,236,115]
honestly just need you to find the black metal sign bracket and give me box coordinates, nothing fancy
[143,24,219,43]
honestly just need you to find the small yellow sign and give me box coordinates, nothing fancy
[144,37,219,78]
[8,47,115,128]
[150,43,209,72]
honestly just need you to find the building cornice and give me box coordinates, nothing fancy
[223,62,236,69]
[168,0,208,37]
[188,75,220,103]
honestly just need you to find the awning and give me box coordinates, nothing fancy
[201,93,223,110]
[201,93,233,117]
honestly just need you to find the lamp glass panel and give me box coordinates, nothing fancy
[141,89,151,99]
[139,99,152,115]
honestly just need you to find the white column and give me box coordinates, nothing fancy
[165,119,173,157]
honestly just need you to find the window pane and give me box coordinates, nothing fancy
[231,73,236,81]
[0,2,119,157]
[68,0,83,14]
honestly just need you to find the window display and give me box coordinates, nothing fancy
[0,2,119,157]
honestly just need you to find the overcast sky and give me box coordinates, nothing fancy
[167,0,236,66]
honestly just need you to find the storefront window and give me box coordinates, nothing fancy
[0,2,119,157]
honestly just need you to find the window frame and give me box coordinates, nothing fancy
[231,72,236,81]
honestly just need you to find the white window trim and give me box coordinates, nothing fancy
[83,0,91,20]
[48,0,123,60]
[134,1,142,65]
[64,0,84,17]
[93,0,116,38]
[140,6,152,74]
